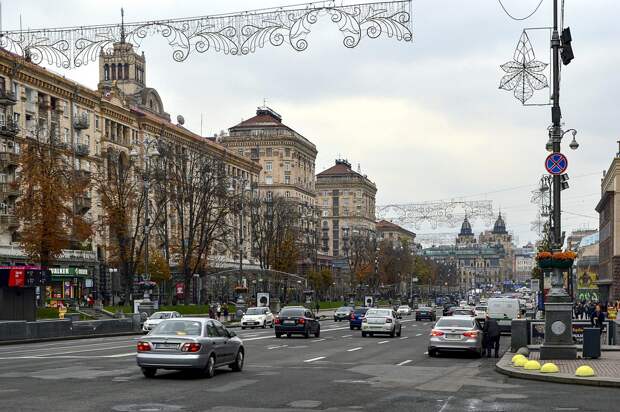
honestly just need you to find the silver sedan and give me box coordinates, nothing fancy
[361,308,402,337]
[136,317,244,378]
[428,315,483,357]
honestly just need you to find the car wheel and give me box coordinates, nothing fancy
[369,332,374,337]
[241,327,246,330]
[141,367,156,378]
[362,331,367,337]
[314,326,320,338]
[428,349,437,357]
[262,322,266,329]
[204,355,216,379]
[230,349,244,372]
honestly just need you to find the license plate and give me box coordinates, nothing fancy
[445,334,461,340]
[156,343,178,349]
[284,320,295,325]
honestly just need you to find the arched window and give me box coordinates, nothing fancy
[104,64,110,81]
[117,64,123,80]
[123,63,129,80]
[111,64,116,80]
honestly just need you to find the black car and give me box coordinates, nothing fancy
[415,306,436,321]
[442,304,455,316]
[275,306,321,338]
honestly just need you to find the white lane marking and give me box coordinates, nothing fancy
[304,356,326,363]
[312,338,326,342]
[0,335,137,352]
[377,340,390,345]
[438,396,454,412]
[400,336,409,340]
[0,352,136,360]
[397,359,412,366]
[267,345,288,350]
[103,352,136,358]
[341,335,352,338]
[347,347,363,352]
[416,333,423,337]
[0,339,136,355]
[1,344,135,357]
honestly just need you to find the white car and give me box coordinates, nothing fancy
[474,305,487,319]
[241,307,274,329]
[361,308,402,337]
[142,311,182,332]
[396,305,412,316]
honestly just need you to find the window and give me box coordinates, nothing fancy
[285,191,290,198]
[238,149,244,156]
[284,161,291,171]
[265,176,273,185]
[266,147,272,156]
[285,148,290,157]
[95,115,100,130]
[265,161,272,172]
[266,191,273,201]
[104,64,110,81]
[284,175,290,184]
[63,128,69,144]
[13,113,20,125]
[0,112,4,126]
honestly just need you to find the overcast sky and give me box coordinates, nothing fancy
[5,0,619,245]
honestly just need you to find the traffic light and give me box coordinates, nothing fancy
[561,27,574,65]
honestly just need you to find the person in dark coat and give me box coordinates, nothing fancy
[590,304,606,331]
[483,314,501,358]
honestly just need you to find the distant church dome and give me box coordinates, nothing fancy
[493,212,508,235]
[459,216,474,237]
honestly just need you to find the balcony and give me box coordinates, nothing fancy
[0,151,19,169]
[75,195,92,212]
[0,118,19,137]
[0,89,17,106]
[0,182,20,198]
[73,113,89,130]
[75,143,90,156]
[0,213,19,229]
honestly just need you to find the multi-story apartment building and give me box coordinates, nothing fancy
[0,42,259,306]
[513,243,535,284]
[376,219,416,250]
[316,159,377,259]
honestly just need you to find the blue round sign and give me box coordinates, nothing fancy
[545,153,568,175]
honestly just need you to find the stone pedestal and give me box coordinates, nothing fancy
[540,300,577,360]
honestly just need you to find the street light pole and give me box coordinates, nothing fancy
[540,0,577,360]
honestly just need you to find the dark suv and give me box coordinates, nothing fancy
[415,306,436,321]
[275,306,321,338]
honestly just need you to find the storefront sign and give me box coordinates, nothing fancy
[50,267,89,277]
[8,268,25,287]
[175,282,185,297]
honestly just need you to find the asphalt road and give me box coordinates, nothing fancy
[0,317,617,411]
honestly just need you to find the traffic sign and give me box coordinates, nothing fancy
[545,153,568,175]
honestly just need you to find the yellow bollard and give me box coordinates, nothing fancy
[512,354,526,363]
[513,356,528,367]
[575,365,595,377]
[540,363,559,373]
[58,306,67,320]
[524,360,542,370]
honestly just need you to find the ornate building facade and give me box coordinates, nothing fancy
[0,43,260,306]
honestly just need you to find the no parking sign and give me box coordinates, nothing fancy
[545,153,568,175]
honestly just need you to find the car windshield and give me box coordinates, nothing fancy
[151,320,203,336]
[436,318,474,328]
[150,312,173,319]
[246,308,266,315]
[337,307,353,312]
[366,309,391,317]
[279,308,305,317]
[354,308,368,315]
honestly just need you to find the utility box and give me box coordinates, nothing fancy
[0,287,36,321]
[582,327,601,359]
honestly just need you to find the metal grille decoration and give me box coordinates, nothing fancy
[499,31,548,104]
[376,200,494,230]
[0,0,413,69]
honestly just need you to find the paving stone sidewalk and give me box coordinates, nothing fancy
[496,350,620,387]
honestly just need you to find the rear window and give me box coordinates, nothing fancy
[279,308,305,317]
[337,307,353,312]
[151,320,203,336]
[354,308,368,315]
[366,309,391,317]
[475,306,487,311]
[418,307,432,311]
[436,318,474,328]
[246,308,267,315]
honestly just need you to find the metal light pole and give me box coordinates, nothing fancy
[229,176,252,310]
[540,0,578,360]
[129,137,160,303]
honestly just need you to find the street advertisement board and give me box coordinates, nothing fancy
[257,293,269,307]
[576,268,599,302]
[364,296,373,307]
[530,320,610,345]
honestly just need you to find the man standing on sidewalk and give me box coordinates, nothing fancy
[483,314,501,358]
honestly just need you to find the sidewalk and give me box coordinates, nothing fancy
[496,350,620,387]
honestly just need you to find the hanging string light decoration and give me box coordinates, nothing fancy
[0,1,413,69]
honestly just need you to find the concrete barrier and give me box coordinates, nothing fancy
[0,316,142,342]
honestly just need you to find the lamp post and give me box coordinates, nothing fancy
[129,136,160,303]
[540,0,580,360]
[228,176,252,305]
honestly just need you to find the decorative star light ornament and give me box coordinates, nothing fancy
[499,31,548,104]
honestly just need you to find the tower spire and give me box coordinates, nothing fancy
[120,8,126,43]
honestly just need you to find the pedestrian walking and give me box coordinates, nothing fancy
[483,314,501,358]
[216,303,222,320]
[208,306,215,319]
[223,305,229,322]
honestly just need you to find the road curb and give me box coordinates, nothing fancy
[495,355,620,388]
[0,331,142,346]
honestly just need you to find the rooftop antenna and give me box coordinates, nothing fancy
[120,7,126,43]
[357,163,361,173]
[263,97,267,108]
